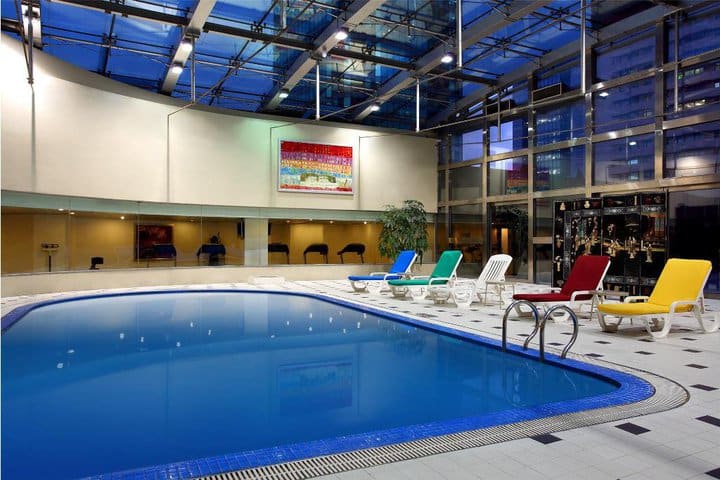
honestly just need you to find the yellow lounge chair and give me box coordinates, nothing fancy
[597,258,718,339]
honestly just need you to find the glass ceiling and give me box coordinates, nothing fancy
[1,0,666,130]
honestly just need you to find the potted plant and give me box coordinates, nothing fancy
[378,200,429,263]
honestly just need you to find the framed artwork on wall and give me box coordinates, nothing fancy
[278,140,354,194]
[135,224,173,259]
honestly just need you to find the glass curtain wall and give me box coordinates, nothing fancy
[439,4,720,287]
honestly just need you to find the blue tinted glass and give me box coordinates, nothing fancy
[535,146,585,191]
[461,129,484,161]
[449,165,482,200]
[678,7,720,59]
[593,134,654,185]
[488,156,528,195]
[536,57,581,90]
[535,100,585,146]
[503,81,528,106]
[489,119,528,155]
[595,31,654,82]
[594,78,654,134]
[664,60,720,119]
[664,121,720,178]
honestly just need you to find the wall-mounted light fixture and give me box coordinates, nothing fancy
[370,103,380,112]
[170,63,183,75]
[278,88,290,99]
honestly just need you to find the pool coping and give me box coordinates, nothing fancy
[1,288,689,480]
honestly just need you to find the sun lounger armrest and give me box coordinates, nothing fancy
[428,276,452,286]
[569,290,594,302]
[412,275,430,280]
[669,299,699,312]
[370,271,388,276]
[624,295,649,303]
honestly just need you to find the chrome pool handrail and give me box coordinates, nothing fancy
[523,304,579,360]
[502,300,540,351]
[503,301,579,361]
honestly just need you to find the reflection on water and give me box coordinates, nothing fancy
[2,292,616,480]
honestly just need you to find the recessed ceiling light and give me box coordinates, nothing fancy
[278,88,290,99]
[334,29,348,41]
[628,141,637,146]
[370,103,380,112]
[598,91,609,97]
[441,52,453,64]
[170,64,183,75]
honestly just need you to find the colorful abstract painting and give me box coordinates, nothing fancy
[279,140,353,194]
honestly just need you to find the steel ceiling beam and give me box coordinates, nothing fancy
[52,0,423,79]
[160,0,217,94]
[427,1,690,127]
[262,0,386,112]
[352,0,553,121]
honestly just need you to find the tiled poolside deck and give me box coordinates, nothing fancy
[2,280,719,480]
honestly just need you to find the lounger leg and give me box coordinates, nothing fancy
[645,315,671,339]
[696,307,719,333]
[350,280,368,293]
[597,311,624,333]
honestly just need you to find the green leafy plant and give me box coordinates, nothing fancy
[378,200,429,262]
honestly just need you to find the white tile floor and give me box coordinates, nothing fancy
[2,280,719,480]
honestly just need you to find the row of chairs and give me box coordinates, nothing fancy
[269,243,366,264]
[347,251,718,340]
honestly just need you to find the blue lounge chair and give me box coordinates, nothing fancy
[348,250,418,293]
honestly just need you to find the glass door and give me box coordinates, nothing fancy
[489,203,529,279]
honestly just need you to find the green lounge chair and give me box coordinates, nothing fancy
[388,250,463,300]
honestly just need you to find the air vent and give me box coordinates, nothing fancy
[485,99,515,115]
[532,83,565,103]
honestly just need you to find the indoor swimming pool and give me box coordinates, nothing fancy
[1,290,653,480]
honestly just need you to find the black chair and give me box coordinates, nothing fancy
[338,243,365,263]
[303,243,329,264]
[196,244,226,266]
[141,244,177,267]
[268,242,290,264]
[89,257,104,270]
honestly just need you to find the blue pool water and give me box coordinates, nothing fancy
[1,291,650,480]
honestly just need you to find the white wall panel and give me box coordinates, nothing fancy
[1,39,437,213]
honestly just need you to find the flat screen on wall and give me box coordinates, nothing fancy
[278,140,353,195]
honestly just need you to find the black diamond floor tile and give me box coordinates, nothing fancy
[585,353,604,358]
[615,422,650,435]
[594,340,612,344]
[548,342,564,346]
[706,467,720,479]
[530,433,562,444]
[681,337,697,341]
[683,349,702,353]
[690,384,718,392]
[686,363,709,369]
[635,351,655,355]
[697,415,720,427]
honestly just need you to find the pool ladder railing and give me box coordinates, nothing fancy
[502,300,579,360]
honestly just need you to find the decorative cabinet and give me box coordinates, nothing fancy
[552,192,667,294]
